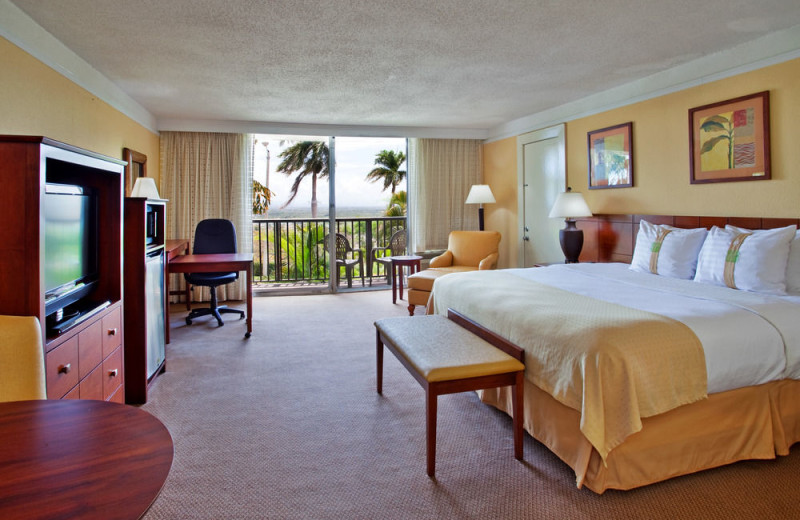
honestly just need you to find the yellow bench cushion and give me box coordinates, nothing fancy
[375,315,524,382]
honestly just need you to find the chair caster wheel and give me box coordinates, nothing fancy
[185,318,193,325]
[244,332,251,338]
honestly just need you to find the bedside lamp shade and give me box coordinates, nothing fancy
[130,177,161,199]
[465,184,496,230]
[549,188,592,263]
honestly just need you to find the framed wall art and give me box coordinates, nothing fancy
[689,91,770,184]
[588,122,633,189]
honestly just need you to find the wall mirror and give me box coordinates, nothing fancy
[122,148,148,196]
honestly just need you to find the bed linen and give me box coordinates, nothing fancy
[429,263,800,491]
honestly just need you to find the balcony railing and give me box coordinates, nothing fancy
[251,216,406,287]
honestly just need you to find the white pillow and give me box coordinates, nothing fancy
[693,224,797,294]
[629,220,708,279]
[785,231,800,294]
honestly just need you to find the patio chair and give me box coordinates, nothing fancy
[370,229,407,284]
[324,233,364,288]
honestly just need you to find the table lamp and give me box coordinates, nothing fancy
[548,187,592,263]
[465,184,496,231]
[130,177,162,199]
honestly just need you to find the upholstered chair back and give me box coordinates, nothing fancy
[0,315,46,402]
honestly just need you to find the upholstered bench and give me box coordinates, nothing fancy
[374,309,525,477]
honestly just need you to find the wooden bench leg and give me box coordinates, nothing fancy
[376,330,384,395]
[426,385,437,477]
[513,371,524,460]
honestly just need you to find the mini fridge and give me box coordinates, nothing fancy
[145,248,166,379]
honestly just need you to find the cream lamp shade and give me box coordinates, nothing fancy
[548,189,592,219]
[130,177,162,199]
[465,184,496,205]
[548,188,592,263]
[465,184,495,230]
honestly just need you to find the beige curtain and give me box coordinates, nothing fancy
[409,138,483,253]
[160,132,254,303]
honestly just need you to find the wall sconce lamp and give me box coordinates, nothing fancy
[548,187,592,263]
[465,184,496,231]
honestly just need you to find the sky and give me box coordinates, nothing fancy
[253,135,407,211]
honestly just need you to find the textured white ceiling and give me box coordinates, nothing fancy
[9,0,800,132]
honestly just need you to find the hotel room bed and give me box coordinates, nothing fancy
[429,222,800,493]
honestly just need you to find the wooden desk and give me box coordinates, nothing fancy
[0,399,173,520]
[168,253,254,338]
[164,239,190,344]
[390,255,422,304]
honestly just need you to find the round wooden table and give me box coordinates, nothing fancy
[390,255,422,304]
[0,399,174,519]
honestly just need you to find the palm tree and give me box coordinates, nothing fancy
[365,150,406,194]
[252,179,273,215]
[384,190,407,216]
[276,141,329,218]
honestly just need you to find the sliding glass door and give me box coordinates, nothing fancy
[251,135,407,294]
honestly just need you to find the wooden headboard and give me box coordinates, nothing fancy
[576,214,800,264]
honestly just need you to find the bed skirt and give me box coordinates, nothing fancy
[479,378,800,493]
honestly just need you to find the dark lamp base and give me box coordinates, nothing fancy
[559,220,584,263]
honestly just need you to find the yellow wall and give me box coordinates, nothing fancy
[484,57,800,267]
[483,137,518,268]
[0,37,159,183]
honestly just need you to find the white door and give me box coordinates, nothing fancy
[518,125,566,267]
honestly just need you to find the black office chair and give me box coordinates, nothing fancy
[185,219,245,327]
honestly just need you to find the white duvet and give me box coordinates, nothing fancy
[505,263,800,394]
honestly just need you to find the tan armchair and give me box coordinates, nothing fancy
[406,231,501,315]
[0,315,46,402]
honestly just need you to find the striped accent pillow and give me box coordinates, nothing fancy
[694,225,796,294]
[629,220,707,279]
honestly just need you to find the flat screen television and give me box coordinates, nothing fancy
[43,183,99,321]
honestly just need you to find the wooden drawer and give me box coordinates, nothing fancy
[46,336,79,399]
[102,306,122,358]
[78,319,103,379]
[107,385,124,404]
[80,365,104,400]
[103,346,124,401]
[63,385,81,400]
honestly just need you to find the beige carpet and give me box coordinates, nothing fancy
[142,290,799,519]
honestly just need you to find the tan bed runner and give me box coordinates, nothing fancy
[432,270,707,460]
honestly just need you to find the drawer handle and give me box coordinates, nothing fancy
[58,363,71,374]
[107,328,118,336]
[108,369,118,378]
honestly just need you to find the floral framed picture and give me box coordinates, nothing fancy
[588,122,633,189]
[689,91,770,184]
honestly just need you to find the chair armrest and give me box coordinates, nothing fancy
[371,246,389,260]
[478,252,499,270]
[429,250,454,268]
